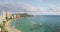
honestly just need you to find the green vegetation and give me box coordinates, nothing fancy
[20,13,34,17]
[1,28,8,32]
[0,23,8,32]
[3,21,6,27]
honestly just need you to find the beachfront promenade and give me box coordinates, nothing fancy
[0,11,21,32]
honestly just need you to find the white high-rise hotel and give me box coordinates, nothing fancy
[0,11,12,24]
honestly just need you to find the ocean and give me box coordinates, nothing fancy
[10,15,60,32]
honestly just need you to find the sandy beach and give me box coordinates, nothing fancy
[5,19,22,32]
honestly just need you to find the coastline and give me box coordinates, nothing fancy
[5,19,22,32]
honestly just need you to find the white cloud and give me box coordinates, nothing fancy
[47,4,60,12]
[0,2,44,15]
[1,1,60,15]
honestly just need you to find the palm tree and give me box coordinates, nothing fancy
[3,21,6,27]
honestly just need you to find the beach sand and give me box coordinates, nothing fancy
[5,19,22,32]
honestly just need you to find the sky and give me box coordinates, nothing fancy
[0,0,60,15]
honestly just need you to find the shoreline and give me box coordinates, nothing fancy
[5,19,22,32]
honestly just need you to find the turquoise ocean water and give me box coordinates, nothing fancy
[10,15,60,32]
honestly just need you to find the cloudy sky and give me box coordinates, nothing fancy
[0,0,60,15]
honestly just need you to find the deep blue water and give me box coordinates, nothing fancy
[10,15,60,32]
